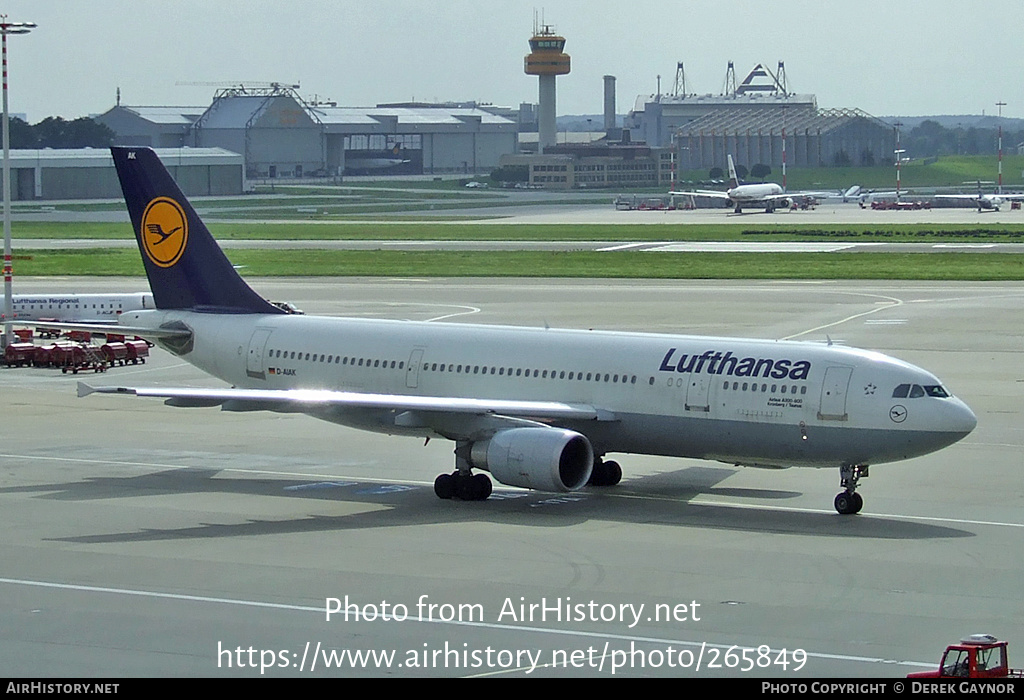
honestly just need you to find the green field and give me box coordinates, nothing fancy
[11,248,1024,280]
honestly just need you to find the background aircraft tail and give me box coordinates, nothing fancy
[727,155,740,189]
[111,146,284,315]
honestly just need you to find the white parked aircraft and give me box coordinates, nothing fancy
[68,147,977,515]
[3,292,153,323]
[934,191,1024,212]
[671,155,823,214]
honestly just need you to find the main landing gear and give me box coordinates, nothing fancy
[434,471,492,501]
[432,455,623,501]
[834,464,868,515]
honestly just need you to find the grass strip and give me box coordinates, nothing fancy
[11,249,1024,280]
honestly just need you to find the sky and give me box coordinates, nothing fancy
[5,0,1022,124]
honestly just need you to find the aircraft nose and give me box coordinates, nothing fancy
[948,398,977,437]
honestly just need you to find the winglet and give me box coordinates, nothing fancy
[77,382,96,398]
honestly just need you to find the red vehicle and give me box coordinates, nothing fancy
[3,342,36,367]
[908,635,1023,679]
[125,339,150,364]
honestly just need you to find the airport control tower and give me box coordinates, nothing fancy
[524,21,570,153]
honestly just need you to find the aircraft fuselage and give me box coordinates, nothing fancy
[121,308,977,471]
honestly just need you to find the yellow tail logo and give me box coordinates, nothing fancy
[140,197,188,268]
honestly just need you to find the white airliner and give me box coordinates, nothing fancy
[934,192,1024,212]
[65,147,977,515]
[671,155,820,214]
[3,292,153,323]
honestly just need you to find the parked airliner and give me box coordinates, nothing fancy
[671,155,823,214]
[69,147,977,515]
[934,191,1024,212]
[3,292,153,323]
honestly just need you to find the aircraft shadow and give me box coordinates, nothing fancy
[3,465,973,544]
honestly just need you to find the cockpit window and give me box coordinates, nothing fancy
[893,383,950,399]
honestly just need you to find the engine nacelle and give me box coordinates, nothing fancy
[469,427,594,492]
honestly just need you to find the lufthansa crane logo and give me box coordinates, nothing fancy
[140,197,188,268]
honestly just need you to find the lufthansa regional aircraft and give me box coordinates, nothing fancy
[70,147,977,515]
[671,155,819,214]
[4,292,153,323]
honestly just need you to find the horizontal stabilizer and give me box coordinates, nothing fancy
[31,320,191,341]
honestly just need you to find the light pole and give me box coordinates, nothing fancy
[1,16,35,350]
[893,120,904,203]
[996,101,1006,194]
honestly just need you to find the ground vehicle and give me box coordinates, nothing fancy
[908,635,1024,678]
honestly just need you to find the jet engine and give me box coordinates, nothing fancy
[469,427,594,492]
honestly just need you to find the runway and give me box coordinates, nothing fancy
[1,277,1022,677]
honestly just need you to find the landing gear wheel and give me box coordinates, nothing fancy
[436,471,492,501]
[834,491,864,515]
[834,492,853,515]
[434,473,455,500]
[850,492,863,514]
[588,459,622,487]
[472,473,492,500]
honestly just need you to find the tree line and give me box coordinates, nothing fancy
[903,120,1023,158]
[8,116,114,149]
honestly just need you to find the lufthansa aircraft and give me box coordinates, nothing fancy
[4,292,153,323]
[72,147,977,515]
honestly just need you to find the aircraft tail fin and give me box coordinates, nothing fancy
[727,155,740,189]
[110,146,284,315]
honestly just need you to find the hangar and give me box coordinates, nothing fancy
[97,86,518,179]
[628,62,894,172]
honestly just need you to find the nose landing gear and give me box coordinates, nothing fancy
[835,464,868,515]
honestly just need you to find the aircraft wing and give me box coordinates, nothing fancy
[669,190,729,198]
[935,193,1024,200]
[77,382,613,423]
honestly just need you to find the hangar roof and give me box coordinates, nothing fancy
[314,106,515,132]
[676,107,891,135]
[103,106,206,125]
